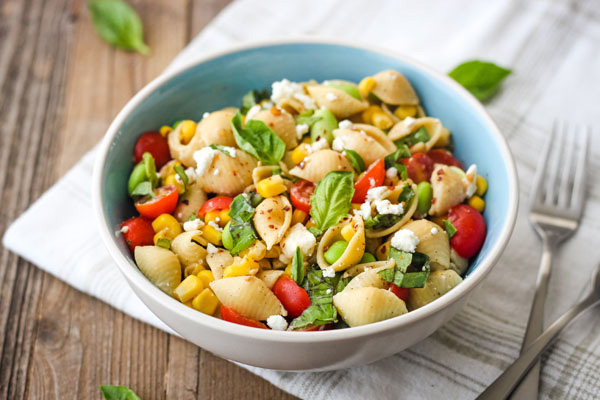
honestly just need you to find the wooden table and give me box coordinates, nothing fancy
[0,1,296,398]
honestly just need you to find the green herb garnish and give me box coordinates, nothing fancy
[156,238,171,249]
[231,112,285,165]
[227,194,259,255]
[384,145,411,169]
[130,181,155,198]
[309,171,354,232]
[209,144,235,157]
[88,0,150,55]
[378,248,430,288]
[364,214,401,229]
[291,247,305,285]
[449,60,511,101]
[241,89,270,114]
[444,219,457,239]
[173,164,188,192]
[100,384,141,400]
[344,149,366,174]
[395,126,430,147]
[289,266,337,329]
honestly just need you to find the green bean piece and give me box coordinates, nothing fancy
[221,221,233,250]
[360,252,377,264]
[323,82,361,100]
[416,181,433,215]
[324,240,348,265]
[128,162,147,194]
[310,109,338,144]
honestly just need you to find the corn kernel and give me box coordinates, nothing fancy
[372,112,394,130]
[218,209,232,226]
[223,257,259,278]
[257,175,286,198]
[468,195,486,213]
[184,300,193,308]
[204,210,221,225]
[202,224,222,246]
[192,288,220,315]
[292,209,308,225]
[393,105,418,119]
[358,77,376,99]
[351,203,361,210]
[291,143,310,165]
[361,105,383,124]
[152,214,182,236]
[159,125,172,137]
[197,269,215,287]
[174,275,204,303]
[239,241,267,261]
[179,120,197,144]
[284,263,292,276]
[163,174,185,194]
[476,176,488,196]
[341,223,357,242]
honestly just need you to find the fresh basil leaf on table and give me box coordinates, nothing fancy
[291,247,305,285]
[231,112,285,165]
[100,385,141,400]
[289,265,337,329]
[241,89,270,114]
[344,149,366,174]
[449,60,512,101]
[88,0,150,55]
[309,171,355,232]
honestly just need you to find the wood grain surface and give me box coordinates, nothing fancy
[0,0,297,398]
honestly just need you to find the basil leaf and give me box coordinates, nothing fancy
[229,194,255,223]
[228,222,257,255]
[127,162,146,194]
[100,385,140,400]
[130,181,155,198]
[173,164,188,192]
[156,238,171,249]
[209,144,234,157]
[364,214,401,229]
[296,109,338,144]
[309,171,354,232]
[291,247,304,285]
[449,60,511,101]
[384,145,411,169]
[395,126,430,147]
[444,219,457,239]
[290,266,337,329]
[344,149,366,174]
[187,214,198,221]
[142,152,158,188]
[396,163,408,180]
[227,194,258,255]
[379,249,430,288]
[336,276,352,293]
[397,184,415,208]
[308,227,323,237]
[88,0,150,55]
[296,110,321,126]
[241,89,270,114]
[231,112,285,165]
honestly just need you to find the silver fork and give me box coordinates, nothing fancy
[510,121,590,400]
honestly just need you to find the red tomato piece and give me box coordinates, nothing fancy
[299,324,332,331]
[133,132,171,169]
[352,159,385,203]
[290,179,315,214]
[220,305,267,329]
[272,276,311,318]
[427,149,464,170]
[402,153,434,183]
[197,196,234,218]
[134,185,179,220]
[389,283,410,302]
[120,217,155,252]
[448,204,487,258]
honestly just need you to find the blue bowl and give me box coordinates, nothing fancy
[93,40,518,371]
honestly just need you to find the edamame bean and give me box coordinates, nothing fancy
[416,181,433,214]
[360,252,376,263]
[128,162,147,194]
[323,82,361,100]
[311,109,337,144]
[221,221,233,250]
[324,240,348,265]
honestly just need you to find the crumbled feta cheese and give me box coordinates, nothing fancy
[463,164,478,198]
[368,177,376,187]
[271,79,315,110]
[267,315,288,331]
[193,147,218,176]
[185,167,197,183]
[366,186,388,202]
[262,101,274,109]
[202,112,210,120]
[246,104,261,121]
[213,168,219,175]
[374,199,404,215]
[307,138,328,154]
[183,219,204,232]
[325,92,338,101]
[403,117,416,129]
[359,201,372,220]
[206,243,219,254]
[391,229,420,253]
[295,123,309,140]
[219,146,236,157]
[359,130,367,135]
[120,226,129,234]
[174,173,183,183]
[332,137,345,152]
[430,227,439,234]
[279,223,317,263]
[323,267,336,278]
[338,119,352,129]
[386,167,398,179]
[208,221,223,232]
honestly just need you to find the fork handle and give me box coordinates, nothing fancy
[510,237,555,399]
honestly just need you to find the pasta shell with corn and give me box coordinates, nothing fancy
[134,246,182,297]
[253,195,293,250]
[168,121,205,167]
[333,287,408,327]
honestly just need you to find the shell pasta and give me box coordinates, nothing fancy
[119,70,489,331]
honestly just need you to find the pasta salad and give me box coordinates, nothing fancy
[120,70,488,331]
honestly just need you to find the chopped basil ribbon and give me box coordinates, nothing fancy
[226,193,259,255]
[173,164,188,192]
[291,247,305,285]
[231,112,285,165]
[384,145,410,180]
[209,144,235,157]
[378,248,430,288]
[309,171,354,232]
[395,126,430,147]
[444,219,458,239]
[241,89,270,114]
[344,149,366,174]
[448,60,512,101]
[364,184,415,229]
[296,109,338,144]
[289,265,337,330]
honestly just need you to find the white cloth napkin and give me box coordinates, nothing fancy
[4,0,600,398]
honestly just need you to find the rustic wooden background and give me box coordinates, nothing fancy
[0,0,296,398]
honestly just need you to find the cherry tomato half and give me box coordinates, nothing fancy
[352,159,385,203]
[290,179,315,214]
[134,185,179,220]
[272,276,311,318]
[220,305,267,329]
[427,149,464,170]
[402,153,434,184]
[120,217,155,253]
[299,324,332,331]
[197,196,234,219]
[448,204,487,258]
[389,283,410,302]
[133,132,171,169]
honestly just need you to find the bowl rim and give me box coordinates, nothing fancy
[92,37,519,343]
